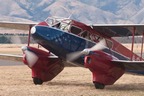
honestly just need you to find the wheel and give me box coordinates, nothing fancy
[94,82,105,89]
[33,77,43,85]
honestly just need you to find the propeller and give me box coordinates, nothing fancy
[66,39,106,62]
[10,34,38,67]
[10,35,22,44]
[21,46,38,68]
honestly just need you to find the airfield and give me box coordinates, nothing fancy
[0,44,144,96]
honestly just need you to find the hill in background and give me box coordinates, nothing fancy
[0,0,144,24]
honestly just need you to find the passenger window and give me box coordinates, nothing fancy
[70,26,82,35]
[106,40,113,49]
[79,31,91,40]
[81,31,88,38]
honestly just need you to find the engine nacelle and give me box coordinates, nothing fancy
[22,46,64,84]
[84,51,125,86]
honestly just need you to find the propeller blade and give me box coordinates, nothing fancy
[66,51,82,61]
[25,50,38,67]
[10,35,22,44]
[89,39,106,51]
[66,39,106,62]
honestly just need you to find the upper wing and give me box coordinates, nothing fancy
[112,60,144,74]
[92,24,144,37]
[0,21,37,30]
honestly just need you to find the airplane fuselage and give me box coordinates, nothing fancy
[31,25,128,65]
[30,18,144,77]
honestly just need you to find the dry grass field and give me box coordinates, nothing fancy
[0,44,144,96]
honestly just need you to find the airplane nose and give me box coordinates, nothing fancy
[31,26,36,34]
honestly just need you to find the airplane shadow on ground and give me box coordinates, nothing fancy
[45,81,93,87]
[45,81,144,91]
[106,83,144,91]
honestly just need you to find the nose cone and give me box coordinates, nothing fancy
[31,26,36,34]
[21,46,28,52]
[31,21,48,35]
[31,24,64,41]
[21,46,38,68]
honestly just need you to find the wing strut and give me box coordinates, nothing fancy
[28,25,32,46]
[131,27,135,61]
[141,33,144,60]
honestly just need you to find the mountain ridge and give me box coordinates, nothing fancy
[0,0,144,24]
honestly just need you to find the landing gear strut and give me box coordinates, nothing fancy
[93,82,105,89]
[33,77,43,85]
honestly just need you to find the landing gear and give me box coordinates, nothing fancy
[33,77,43,85]
[94,82,105,89]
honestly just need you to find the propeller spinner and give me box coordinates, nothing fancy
[22,46,38,68]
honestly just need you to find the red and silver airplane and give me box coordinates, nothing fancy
[0,16,144,89]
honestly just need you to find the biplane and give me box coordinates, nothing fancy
[0,17,144,89]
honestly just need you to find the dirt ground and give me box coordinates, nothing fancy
[0,64,144,96]
[0,44,144,96]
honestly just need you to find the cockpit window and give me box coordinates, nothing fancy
[52,23,61,28]
[45,17,59,26]
[45,17,71,31]
[60,19,71,31]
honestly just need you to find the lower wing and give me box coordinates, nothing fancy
[112,60,144,75]
[0,54,22,62]
[0,53,85,67]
